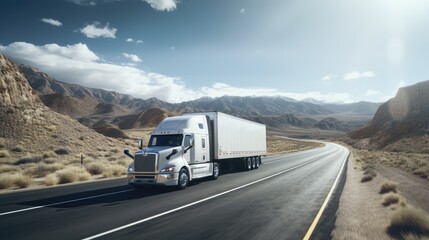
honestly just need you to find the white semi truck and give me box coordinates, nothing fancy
[124,112,266,189]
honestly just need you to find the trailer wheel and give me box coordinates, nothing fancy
[251,157,256,169]
[177,168,189,190]
[245,157,252,171]
[255,157,260,169]
[212,162,219,180]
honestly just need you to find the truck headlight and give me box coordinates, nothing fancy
[128,166,133,172]
[160,166,175,172]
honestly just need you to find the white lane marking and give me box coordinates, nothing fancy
[0,189,134,216]
[303,145,349,240]
[83,156,328,240]
[264,148,337,165]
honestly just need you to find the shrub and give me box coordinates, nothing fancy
[55,147,71,155]
[0,164,19,173]
[24,163,64,178]
[86,162,105,175]
[0,150,10,158]
[364,168,377,177]
[44,174,58,186]
[56,168,79,184]
[102,165,126,178]
[42,151,57,159]
[361,174,374,182]
[15,155,43,165]
[0,175,14,189]
[78,171,91,181]
[388,206,429,237]
[13,174,32,188]
[382,193,401,207]
[380,181,398,194]
[11,146,24,152]
[413,167,429,179]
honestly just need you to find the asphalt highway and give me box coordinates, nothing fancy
[0,142,349,240]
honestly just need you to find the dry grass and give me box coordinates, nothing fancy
[0,149,10,158]
[352,149,429,180]
[413,167,429,179]
[11,146,24,152]
[388,205,429,238]
[0,174,14,189]
[44,173,58,186]
[86,162,105,175]
[13,174,32,188]
[56,167,89,184]
[42,151,57,159]
[15,155,44,165]
[383,193,401,207]
[23,163,64,178]
[102,164,126,178]
[0,164,20,173]
[380,181,398,194]
[0,173,32,189]
[266,136,324,155]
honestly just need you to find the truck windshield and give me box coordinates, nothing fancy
[148,134,183,147]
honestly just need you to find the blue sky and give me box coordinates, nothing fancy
[1,0,429,103]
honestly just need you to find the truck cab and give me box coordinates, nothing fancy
[126,115,218,189]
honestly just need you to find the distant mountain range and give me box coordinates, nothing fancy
[19,64,381,135]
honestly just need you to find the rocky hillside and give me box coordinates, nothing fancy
[0,54,127,156]
[349,80,429,151]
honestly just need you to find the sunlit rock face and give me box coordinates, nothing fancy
[349,80,429,149]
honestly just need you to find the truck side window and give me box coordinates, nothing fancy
[198,123,204,129]
[202,138,206,148]
[184,135,193,147]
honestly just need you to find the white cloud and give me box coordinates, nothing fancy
[80,22,117,38]
[321,75,332,81]
[169,46,175,50]
[0,42,355,104]
[126,38,134,42]
[143,0,177,11]
[240,8,245,14]
[123,53,142,63]
[136,40,144,44]
[41,18,63,27]
[365,89,380,96]
[67,0,97,6]
[343,71,375,80]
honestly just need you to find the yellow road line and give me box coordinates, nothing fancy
[303,147,349,240]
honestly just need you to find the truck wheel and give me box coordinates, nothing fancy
[245,157,252,171]
[251,157,256,169]
[177,168,189,190]
[255,157,260,169]
[212,162,219,180]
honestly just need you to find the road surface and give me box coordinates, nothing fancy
[0,142,349,240]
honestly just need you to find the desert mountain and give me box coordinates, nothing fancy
[0,54,127,155]
[349,80,429,151]
[18,63,379,134]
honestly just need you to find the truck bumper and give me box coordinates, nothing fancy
[128,173,179,186]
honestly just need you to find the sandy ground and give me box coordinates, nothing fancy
[332,146,429,239]
[332,152,391,240]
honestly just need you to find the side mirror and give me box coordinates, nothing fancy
[184,138,194,153]
[137,138,143,150]
[124,148,134,160]
[166,149,178,160]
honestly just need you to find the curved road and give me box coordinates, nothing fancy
[0,143,349,240]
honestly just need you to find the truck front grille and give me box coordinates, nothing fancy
[134,153,157,173]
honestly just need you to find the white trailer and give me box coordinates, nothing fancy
[124,112,266,189]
